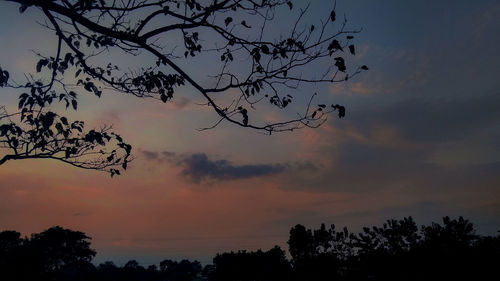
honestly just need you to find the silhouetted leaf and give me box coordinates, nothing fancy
[330,10,336,22]
[36,59,48,73]
[334,57,346,72]
[161,94,168,103]
[349,44,355,55]
[241,20,251,28]
[328,40,343,54]
[240,108,248,126]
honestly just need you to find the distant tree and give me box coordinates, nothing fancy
[1,0,367,175]
[121,260,148,281]
[288,223,355,281]
[2,218,499,281]
[0,230,23,252]
[28,226,96,278]
[210,246,291,281]
[0,226,97,281]
[415,216,479,281]
[159,259,202,281]
[0,230,25,280]
[96,261,120,281]
[288,216,499,281]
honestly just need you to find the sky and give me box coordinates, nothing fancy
[0,0,499,266]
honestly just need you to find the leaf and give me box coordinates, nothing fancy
[261,45,270,54]
[71,99,78,110]
[330,10,336,22]
[240,108,248,126]
[55,123,64,134]
[36,59,48,73]
[338,106,346,118]
[84,82,93,92]
[349,45,355,55]
[224,17,233,26]
[241,20,251,28]
[287,1,293,10]
[334,57,346,72]
[328,40,343,53]
[361,65,369,70]
[60,117,68,125]
[310,25,315,32]
[160,94,168,103]
[347,35,354,39]
[331,104,346,118]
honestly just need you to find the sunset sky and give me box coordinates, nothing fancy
[1,0,499,266]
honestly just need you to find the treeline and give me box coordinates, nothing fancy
[1,216,499,281]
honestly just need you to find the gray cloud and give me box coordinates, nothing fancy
[140,150,159,160]
[179,153,286,183]
[280,89,500,193]
[277,132,500,194]
[171,97,191,109]
[140,150,294,183]
[347,92,500,143]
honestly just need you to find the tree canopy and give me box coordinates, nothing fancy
[1,216,499,281]
[0,0,368,175]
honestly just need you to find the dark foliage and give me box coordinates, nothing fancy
[1,217,499,281]
[1,0,368,174]
[0,226,96,281]
[210,246,291,281]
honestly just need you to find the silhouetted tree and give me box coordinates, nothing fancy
[210,246,290,281]
[288,217,500,281]
[1,0,367,174]
[159,259,202,281]
[96,261,121,281]
[27,226,97,281]
[0,230,25,280]
[5,216,496,281]
[0,226,97,281]
[288,223,356,281]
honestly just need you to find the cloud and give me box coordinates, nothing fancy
[138,150,304,184]
[170,97,191,109]
[351,93,500,143]
[140,149,159,160]
[273,92,500,193]
[179,153,286,183]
